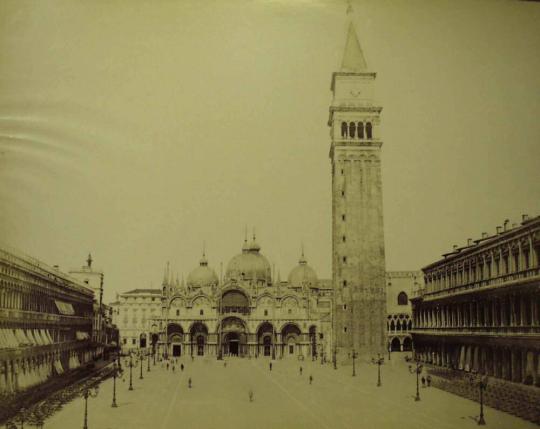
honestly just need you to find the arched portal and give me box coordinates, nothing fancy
[281,323,301,357]
[403,336,413,352]
[256,322,274,357]
[220,317,247,357]
[190,322,208,356]
[391,337,401,352]
[167,324,184,357]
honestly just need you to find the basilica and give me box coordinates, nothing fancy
[146,235,334,360]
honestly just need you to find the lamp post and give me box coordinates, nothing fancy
[469,372,488,425]
[371,354,384,387]
[112,358,122,407]
[333,346,337,370]
[139,353,144,380]
[408,359,423,401]
[352,349,358,377]
[82,386,99,429]
[128,354,133,391]
[147,351,151,372]
[388,344,391,361]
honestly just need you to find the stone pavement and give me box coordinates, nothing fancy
[13,353,536,429]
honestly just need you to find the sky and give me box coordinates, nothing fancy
[1,0,539,303]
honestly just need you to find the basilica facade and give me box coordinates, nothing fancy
[145,236,333,360]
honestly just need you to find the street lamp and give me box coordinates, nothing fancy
[333,346,337,370]
[139,353,144,380]
[469,371,488,425]
[112,358,122,407]
[82,386,99,429]
[408,359,423,401]
[128,354,134,391]
[352,349,358,377]
[371,354,384,387]
[147,351,151,372]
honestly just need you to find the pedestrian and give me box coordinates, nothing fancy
[299,366,303,375]
[166,362,169,370]
[269,362,272,372]
[172,365,175,372]
[427,375,432,387]
[188,377,192,388]
[421,376,426,388]
[309,375,313,385]
[181,363,184,372]
[224,361,227,368]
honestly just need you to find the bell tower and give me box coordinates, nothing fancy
[329,15,387,361]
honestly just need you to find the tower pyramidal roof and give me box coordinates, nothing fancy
[340,22,368,72]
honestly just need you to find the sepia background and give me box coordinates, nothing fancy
[1,0,539,303]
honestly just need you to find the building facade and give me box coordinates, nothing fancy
[0,246,95,396]
[386,271,422,352]
[411,215,540,422]
[329,21,387,361]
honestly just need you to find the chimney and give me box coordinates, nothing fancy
[496,226,502,234]
[522,214,529,222]
[452,244,458,251]
[503,219,510,231]
[53,265,59,270]
[481,232,488,239]
[467,238,473,246]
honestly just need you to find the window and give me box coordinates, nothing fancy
[342,256,347,263]
[358,122,364,139]
[342,214,346,221]
[341,190,345,197]
[341,169,344,175]
[366,122,372,139]
[319,333,324,339]
[132,338,136,345]
[342,235,346,242]
[344,327,347,333]
[349,122,356,138]
[397,292,408,306]
[123,338,127,344]
[341,122,348,138]
[343,280,347,287]
[343,304,347,310]
[264,309,268,316]
[199,309,204,316]
[288,308,292,315]
[176,309,180,316]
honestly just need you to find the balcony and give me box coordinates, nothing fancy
[419,268,540,301]
[0,340,92,360]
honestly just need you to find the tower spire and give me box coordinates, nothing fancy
[340,9,368,72]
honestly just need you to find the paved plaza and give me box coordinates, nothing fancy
[9,353,532,429]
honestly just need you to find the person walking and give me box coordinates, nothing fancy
[180,363,184,372]
[426,375,432,387]
[421,376,426,388]
[269,362,272,372]
[166,362,169,371]
[309,375,313,385]
[188,377,192,388]
[299,366,303,375]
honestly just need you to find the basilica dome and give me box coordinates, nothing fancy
[187,254,219,290]
[225,236,272,284]
[288,253,318,289]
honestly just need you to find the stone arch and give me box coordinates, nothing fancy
[403,336,413,352]
[309,325,317,357]
[281,295,300,309]
[220,316,248,357]
[397,291,408,306]
[256,322,275,357]
[390,337,401,352]
[189,322,209,357]
[221,289,250,315]
[281,323,302,357]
